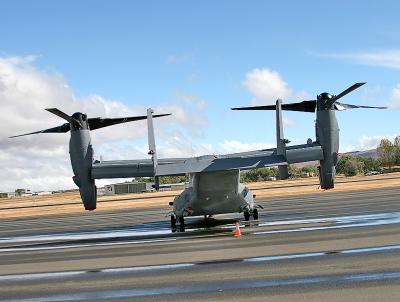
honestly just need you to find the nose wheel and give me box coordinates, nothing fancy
[170,214,177,228]
[253,208,259,220]
[244,208,259,221]
[170,214,185,231]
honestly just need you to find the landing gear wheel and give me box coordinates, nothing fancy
[244,211,250,221]
[253,208,259,220]
[170,214,177,228]
[178,216,185,231]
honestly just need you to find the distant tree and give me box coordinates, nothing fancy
[378,138,395,168]
[160,175,188,184]
[336,156,349,175]
[300,165,318,176]
[15,189,25,196]
[358,157,380,173]
[288,165,301,177]
[240,167,279,182]
[240,170,254,182]
[136,176,188,184]
[135,177,153,183]
[336,155,364,176]
[394,136,400,165]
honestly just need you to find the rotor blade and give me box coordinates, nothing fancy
[231,105,276,110]
[88,113,171,130]
[334,102,387,111]
[282,101,317,112]
[9,123,70,138]
[45,108,82,128]
[231,100,316,113]
[333,82,366,102]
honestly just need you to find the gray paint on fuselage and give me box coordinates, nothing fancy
[173,170,254,218]
[69,121,96,210]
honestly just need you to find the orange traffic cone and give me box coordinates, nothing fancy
[233,222,242,237]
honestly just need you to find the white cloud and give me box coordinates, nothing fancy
[219,140,274,153]
[177,91,207,111]
[165,53,192,64]
[93,138,275,163]
[341,134,397,152]
[243,68,293,105]
[283,117,295,128]
[390,84,400,108]
[325,49,400,69]
[241,68,303,127]
[0,56,208,192]
[294,90,311,101]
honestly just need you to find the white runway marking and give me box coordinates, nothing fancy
[0,238,176,253]
[3,271,400,301]
[1,244,399,283]
[0,263,194,282]
[0,229,173,244]
[1,211,400,253]
[254,211,400,235]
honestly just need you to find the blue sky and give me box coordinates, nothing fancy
[1,0,399,190]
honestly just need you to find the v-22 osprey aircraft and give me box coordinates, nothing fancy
[11,83,386,228]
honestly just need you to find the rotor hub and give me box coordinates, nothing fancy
[318,92,333,100]
[71,112,89,130]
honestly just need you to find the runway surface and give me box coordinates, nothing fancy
[1,186,400,301]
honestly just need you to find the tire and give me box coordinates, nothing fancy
[253,208,259,220]
[244,211,250,221]
[170,215,176,228]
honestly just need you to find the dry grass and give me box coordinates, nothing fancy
[1,173,399,219]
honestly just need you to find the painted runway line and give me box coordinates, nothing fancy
[0,263,194,282]
[0,238,177,253]
[0,228,174,244]
[1,211,400,253]
[3,271,400,302]
[254,211,400,235]
[1,244,400,283]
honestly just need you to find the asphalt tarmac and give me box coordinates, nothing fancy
[1,186,400,301]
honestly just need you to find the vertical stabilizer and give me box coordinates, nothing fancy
[147,108,160,189]
[276,99,289,179]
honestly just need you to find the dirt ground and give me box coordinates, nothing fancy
[1,173,399,219]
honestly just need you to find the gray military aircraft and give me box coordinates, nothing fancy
[10,83,386,229]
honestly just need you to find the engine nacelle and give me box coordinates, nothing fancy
[69,128,97,210]
[316,109,339,189]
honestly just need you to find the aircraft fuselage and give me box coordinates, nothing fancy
[172,170,255,218]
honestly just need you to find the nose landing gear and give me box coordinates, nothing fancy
[243,208,259,221]
[170,214,185,231]
[253,208,259,220]
[170,214,177,228]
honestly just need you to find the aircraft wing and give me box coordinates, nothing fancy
[91,158,186,179]
[92,144,323,178]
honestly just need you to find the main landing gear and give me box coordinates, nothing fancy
[170,214,177,228]
[243,208,258,221]
[170,214,185,231]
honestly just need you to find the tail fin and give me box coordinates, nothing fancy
[147,108,160,190]
[276,99,290,179]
